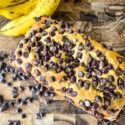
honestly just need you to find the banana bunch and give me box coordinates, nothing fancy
[0,0,39,19]
[0,0,60,36]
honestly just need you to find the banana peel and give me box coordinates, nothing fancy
[0,0,39,20]
[0,0,60,36]
[0,0,27,8]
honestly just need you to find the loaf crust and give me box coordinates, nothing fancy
[12,17,125,122]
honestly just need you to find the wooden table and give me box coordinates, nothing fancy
[0,0,125,125]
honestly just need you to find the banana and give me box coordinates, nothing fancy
[0,0,60,36]
[0,0,39,19]
[0,0,27,8]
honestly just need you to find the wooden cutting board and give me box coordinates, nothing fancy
[0,0,125,125]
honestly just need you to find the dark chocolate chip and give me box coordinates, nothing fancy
[52,26,57,31]
[100,78,108,86]
[116,67,123,75]
[86,72,92,79]
[95,96,102,103]
[96,50,102,56]
[117,78,124,89]
[16,108,22,113]
[49,31,55,37]
[78,71,84,77]
[50,76,56,82]
[84,82,90,90]
[22,113,27,119]
[71,91,78,97]
[93,102,99,110]
[23,51,29,58]
[117,57,124,63]
[104,98,111,107]
[16,58,22,65]
[17,50,22,57]
[108,75,115,82]
[106,46,112,50]
[25,63,32,69]
[61,76,67,82]
[35,69,41,76]
[19,43,23,48]
[77,52,82,59]
[59,28,65,34]
[85,40,91,47]
[94,69,102,76]
[78,43,84,51]
[70,76,76,83]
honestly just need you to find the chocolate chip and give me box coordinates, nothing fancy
[16,58,22,65]
[78,43,84,51]
[117,78,124,89]
[17,50,22,57]
[87,57,93,64]
[16,108,22,113]
[86,72,92,79]
[25,63,32,69]
[35,69,41,76]
[50,76,56,82]
[49,31,55,36]
[101,68,109,74]
[42,31,48,36]
[117,57,124,63]
[77,52,82,59]
[23,51,29,58]
[59,28,65,34]
[96,50,102,56]
[85,40,91,47]
[95,96,102,103]
[88,46,93,51]
[109,84,116,90]
[107,109,115,115]
[70,76,76,83]
[71,91,78,97]
[78,71,84,77]
[18,43,23,48]
[61,76,67,82]
[94,69,102,76]
[22,113,27,119]
[15,120,21,125]
[84,82,90,90]
[6,81,12,86]
[104,98,111,107]
[108,75,115,82]
[93,102,99,110]
[100,78,108,86]
[116,67,123,75]
[17,98,22,104]
[38,27,43,32]
[0,95,3,103]
[58,58,63,64]
[24,38,29,43]
[34,60,40,66]
[92,81,98,88]
[19,86,24,92]
[106,46,112,50]
[52,26,57,31]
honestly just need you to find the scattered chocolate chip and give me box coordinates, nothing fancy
[96,50,102,56]
[35,69,41,76]
[106,46,112,50]
[19,86,25,92]
[85,40,91,47]
[95,96,102,103]
[71,91,78,97]
[104,98,111,107]
[108,75,115,82]
[16,108,22,113]
[70,76,76,83]
[23,51,29,58]
[94,69,102,76]
[100,78,108,86]
[25,63,32,69]
[84,81,90,90]
[93,102,99,110]
[61,76,67,82]
[86,72,92,79]
[49,31,55,36]
[18,43,23,48]
[78,43,84,51]
[117,78,124,89]
[117,57,124,63]
[78,71,84,77]
[116,67,123,75]
[50,76,56,82]
[16,58,22,65]
[77,52,83,59]
[22,113,27,119]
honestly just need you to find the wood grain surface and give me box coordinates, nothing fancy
[0,0,125,125]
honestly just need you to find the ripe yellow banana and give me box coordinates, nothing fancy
[0,0,27,8]
[0,0,39,19]
[0,0,60,36]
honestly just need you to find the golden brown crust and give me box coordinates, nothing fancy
[12,16,125,122]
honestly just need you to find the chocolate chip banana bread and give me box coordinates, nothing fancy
[11,16,125,123]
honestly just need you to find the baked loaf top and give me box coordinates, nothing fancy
[12,16,125,123]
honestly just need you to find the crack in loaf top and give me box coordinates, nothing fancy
[11,16,125,123]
